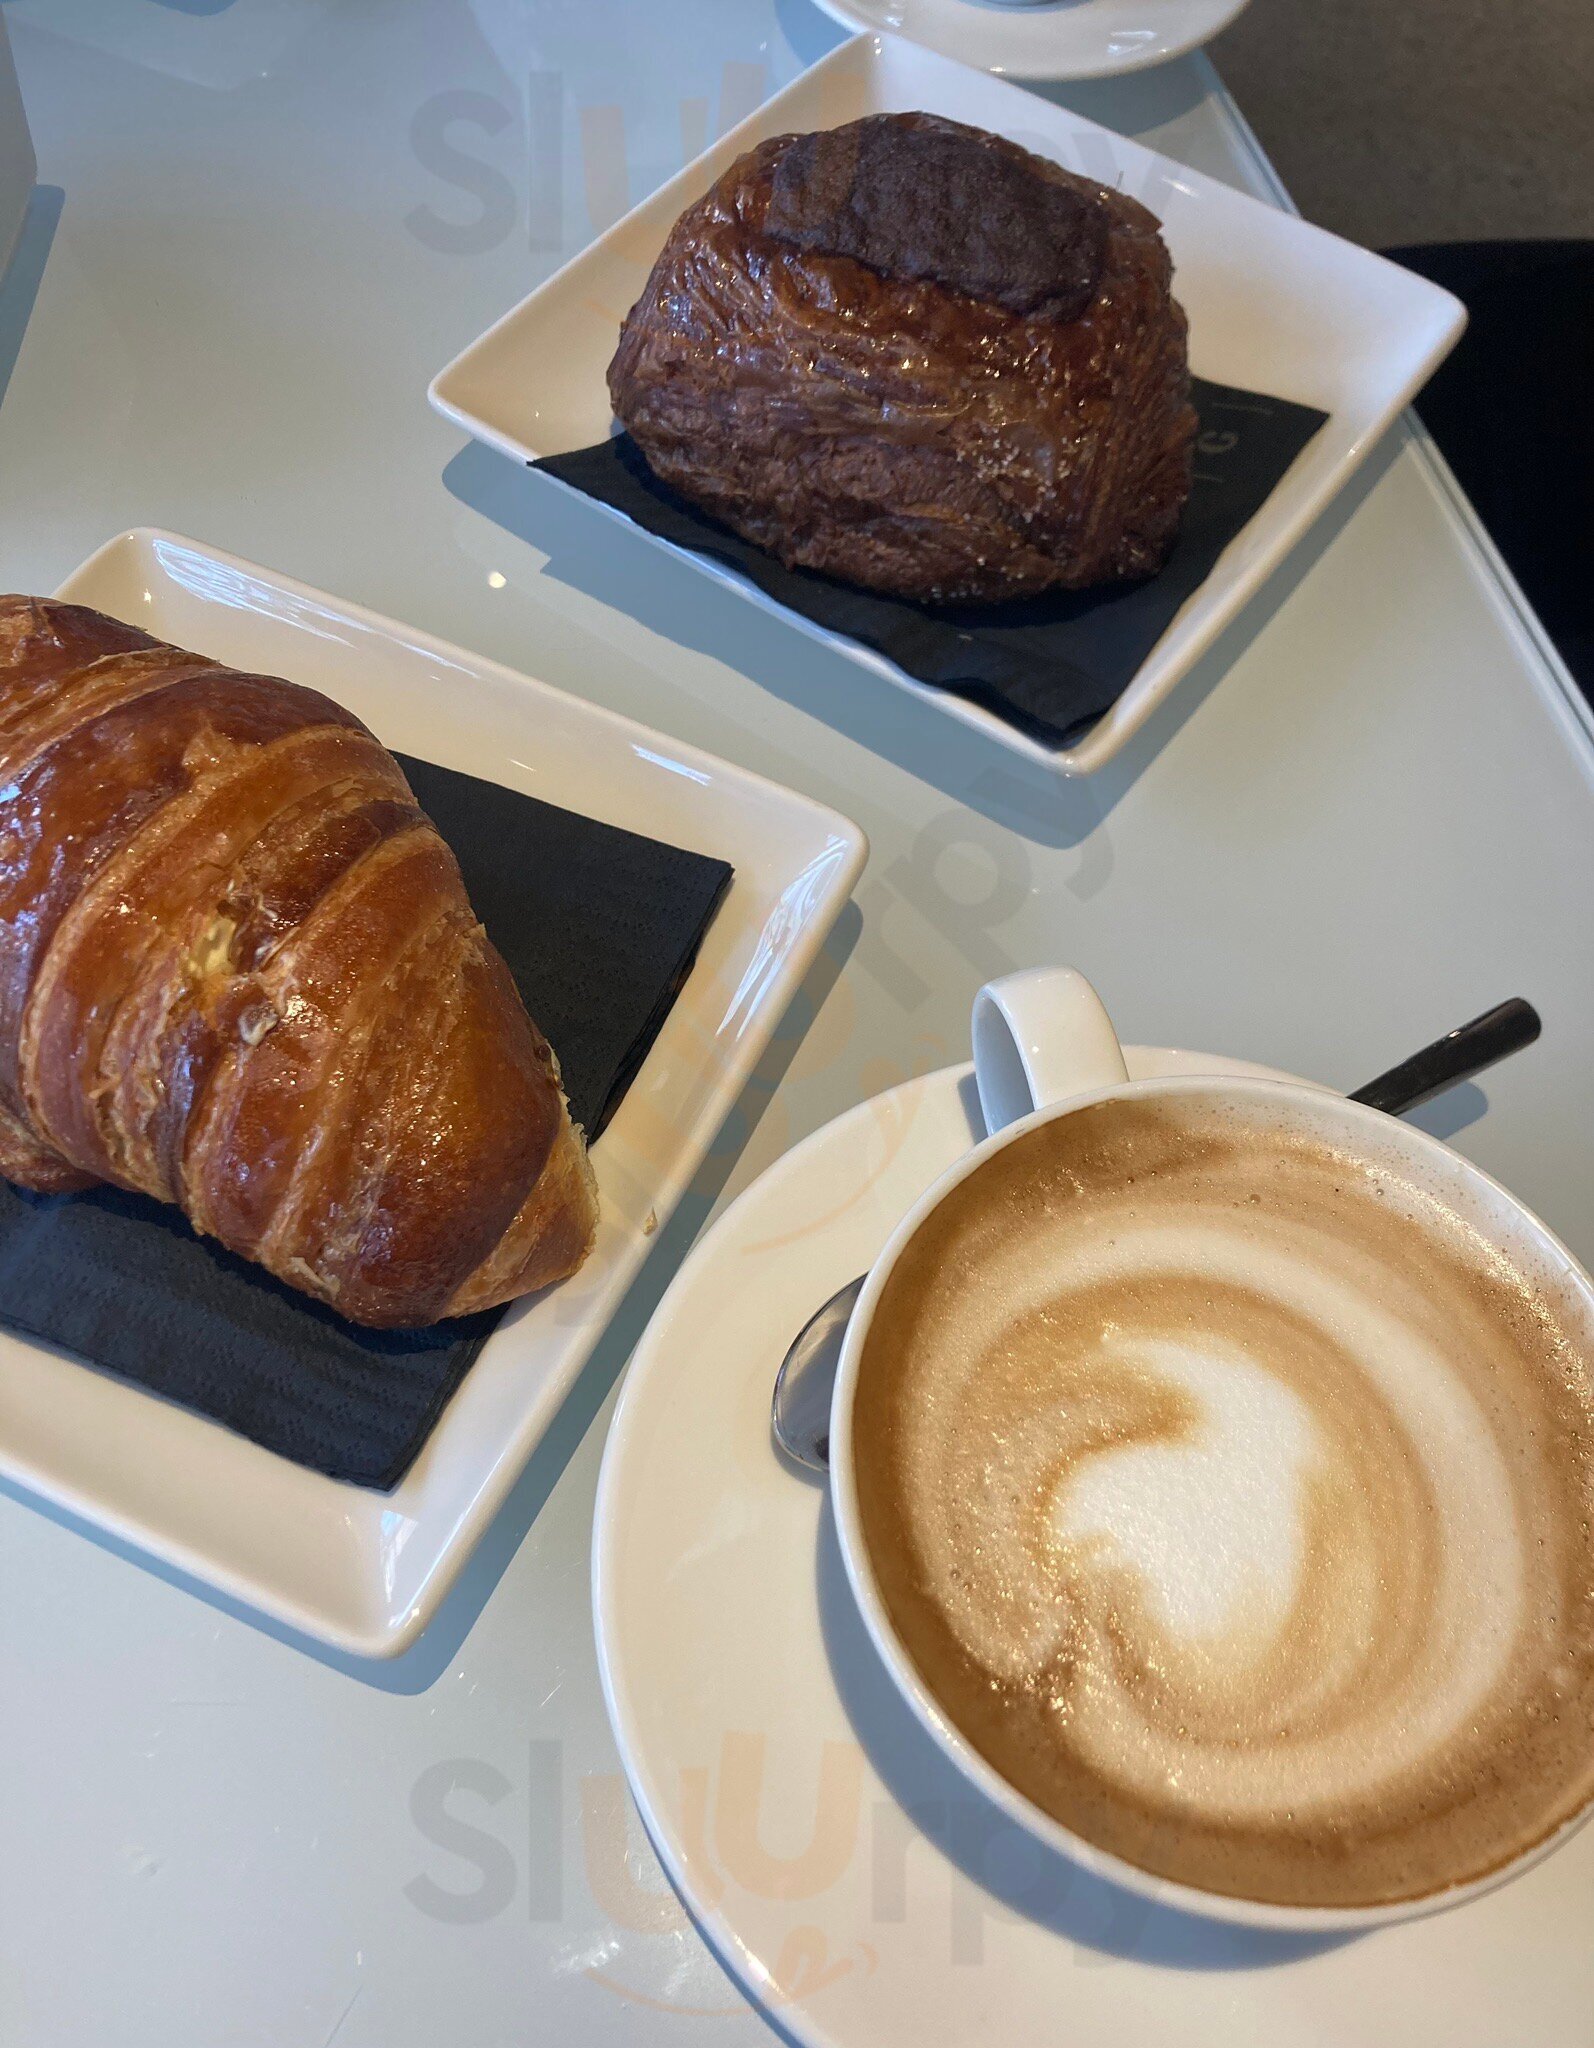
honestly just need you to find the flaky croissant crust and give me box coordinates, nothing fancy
[0,596,597,1328]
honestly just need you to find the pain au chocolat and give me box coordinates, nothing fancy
[608,112,1198,606]
[0,596,598,1329]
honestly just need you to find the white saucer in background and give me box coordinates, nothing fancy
[592,1054,1594,2047]
[807,0,1254,81]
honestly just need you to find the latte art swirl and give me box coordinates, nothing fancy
[853,1098,1594,1908]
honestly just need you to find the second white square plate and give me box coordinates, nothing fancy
[0,529,865,1657]
[430,32,1464,778]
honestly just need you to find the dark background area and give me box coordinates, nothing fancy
[1214,0,1594,703]
[1213,0,1594,248]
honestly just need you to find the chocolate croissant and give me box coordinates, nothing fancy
[0,596,598,1328]
[609,112,1197,606]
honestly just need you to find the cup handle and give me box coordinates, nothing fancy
[972,968,1130,1135]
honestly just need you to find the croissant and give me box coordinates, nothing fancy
[609,112,1197,605]
[0,595,598,1328]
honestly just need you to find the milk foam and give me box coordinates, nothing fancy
[1051,1335,1318,1643]
[905,1209,1530,1821]
[853,1096,1594,1906]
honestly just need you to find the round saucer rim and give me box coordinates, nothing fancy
[806,0,1253,83]
[591,1046,1323,2043]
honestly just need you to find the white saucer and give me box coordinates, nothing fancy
[807,0,1253,81]
[592,1057,1594,2046]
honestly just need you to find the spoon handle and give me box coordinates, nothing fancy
[1348,999,1541,1116]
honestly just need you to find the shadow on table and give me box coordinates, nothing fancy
[442,421,1406,856]
[771,0,849,68]
[1403,1079,1489,1143]
[814,1500,1359,1971]
[0,905,859,1691]
[1038,56,1218,132]
[0,186,63,416]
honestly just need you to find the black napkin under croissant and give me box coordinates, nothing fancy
[608,112,1197,607]
[0,595,598,1330]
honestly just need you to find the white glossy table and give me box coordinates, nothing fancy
[2,5,1591,2044]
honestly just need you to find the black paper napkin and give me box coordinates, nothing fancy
[0,756,732,1490]
[536,378,1327,750]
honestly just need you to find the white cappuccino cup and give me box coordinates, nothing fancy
[830,968,1594,1929]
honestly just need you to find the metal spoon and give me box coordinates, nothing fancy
[771,998,1542,1473]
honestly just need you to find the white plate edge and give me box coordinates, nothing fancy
[427,32,1466,780]
[11,527,869,1658]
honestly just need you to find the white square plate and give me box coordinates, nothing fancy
[430,31,1465,777]
[0,529,865,1657]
